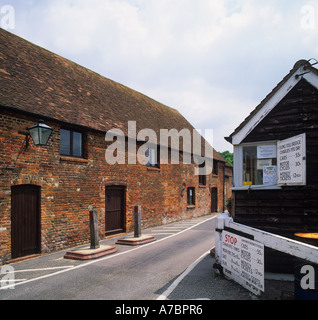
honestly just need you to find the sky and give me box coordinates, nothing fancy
[2,0,318,152]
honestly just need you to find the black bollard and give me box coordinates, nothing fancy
[89,206,100,249]
[134,205,141,238]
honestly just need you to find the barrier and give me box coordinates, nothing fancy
[214,212,318,296]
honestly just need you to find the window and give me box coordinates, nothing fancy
[60,129,83,157]
[234,135,306,189]
[213,159,218,175]
[146,146,160,168]
[243,144,277,186]
[187,187,195,206]
[199,162,206,185]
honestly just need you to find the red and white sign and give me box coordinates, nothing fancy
[221,231,265,293]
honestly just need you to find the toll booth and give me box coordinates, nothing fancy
[225,59,318,272]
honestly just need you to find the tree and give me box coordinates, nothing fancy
[219,150,233,166]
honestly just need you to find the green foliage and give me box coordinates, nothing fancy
[219,150,233,166]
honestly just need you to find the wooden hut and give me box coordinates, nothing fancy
[225,59,318,272]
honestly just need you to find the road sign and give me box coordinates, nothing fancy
[221,231,264,295]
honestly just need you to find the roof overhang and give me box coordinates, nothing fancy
[227,61,318,146]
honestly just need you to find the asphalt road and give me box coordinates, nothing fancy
[0,215,215,299]
[0,214,253,302]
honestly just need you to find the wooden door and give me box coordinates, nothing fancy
[211,188,218,213]
[11,185,41,259]
[105,186,125,236]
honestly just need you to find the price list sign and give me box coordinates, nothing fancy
[221,231,264,293]
[277,133,306,185]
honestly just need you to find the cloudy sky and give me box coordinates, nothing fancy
[3,0,318,152]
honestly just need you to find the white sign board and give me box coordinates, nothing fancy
[263,166,277,186]
[277,133,306,185]
[257,144,277,159]
[221,231,265,294]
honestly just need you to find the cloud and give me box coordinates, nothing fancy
[8,0,318,152]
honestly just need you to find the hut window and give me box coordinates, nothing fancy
[243,144,277,186]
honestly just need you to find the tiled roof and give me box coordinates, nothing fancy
[0,29,225,162]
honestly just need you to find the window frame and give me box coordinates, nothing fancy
[232,141,281,190]
[199,162,207,186]
[60,128,85,158]
[146,145,160,169]
[187,187,195,206]
[213,159,218,175]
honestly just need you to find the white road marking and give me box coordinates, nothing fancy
[6,266,74,273]
[155,228,185,231]
[0,279,27,282]
[156,250,213,300]
[0,215,216,290]
[149,233,175,235]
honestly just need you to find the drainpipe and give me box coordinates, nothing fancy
[223,163,226,212]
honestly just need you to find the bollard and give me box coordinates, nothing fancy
[115,205,156,246]
[89,206,100,249]
[134,205,141,238]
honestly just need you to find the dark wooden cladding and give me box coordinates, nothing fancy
[234,188,318,238]
[11,185,41,259]
[234,78,318,271]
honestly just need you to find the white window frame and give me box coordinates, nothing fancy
[232,140,281,191]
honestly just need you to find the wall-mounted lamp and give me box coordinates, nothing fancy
[19,120,53,149]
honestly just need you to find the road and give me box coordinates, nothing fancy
[0,216,226,300]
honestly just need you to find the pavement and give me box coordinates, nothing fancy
[0,214,296,300]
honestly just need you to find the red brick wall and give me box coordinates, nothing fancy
[0,110,231,264]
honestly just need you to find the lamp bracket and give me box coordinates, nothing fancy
[18,131,31,149]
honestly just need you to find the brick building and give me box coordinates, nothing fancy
[0,29,231,264]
